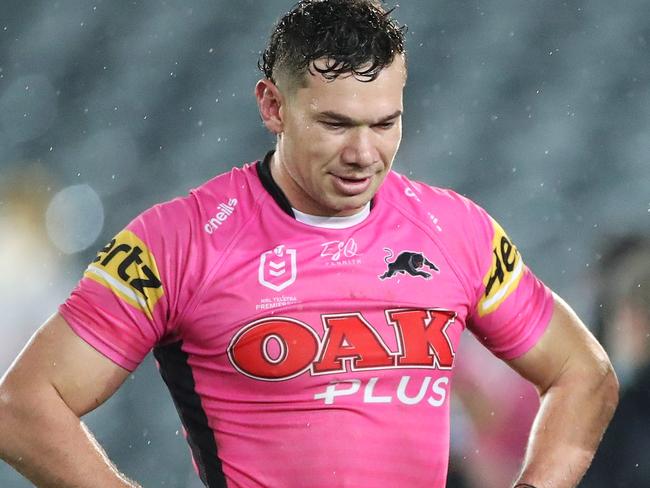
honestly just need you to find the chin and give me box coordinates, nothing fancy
[332,197,372,215]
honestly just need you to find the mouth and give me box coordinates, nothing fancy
[330,173,373,196]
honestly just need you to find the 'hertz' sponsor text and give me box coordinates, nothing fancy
[84,230,164,318]
[478,219,524,316]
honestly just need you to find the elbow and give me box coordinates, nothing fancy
[561,352,619,422]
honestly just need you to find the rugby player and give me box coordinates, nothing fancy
[0,1,618,487]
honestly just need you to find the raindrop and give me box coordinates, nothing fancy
[0,75,58,144]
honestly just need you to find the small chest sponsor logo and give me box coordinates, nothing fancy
[258,245,297,292]
[320,238,361,265]
[379,248,440,280]
[204,198,237,234]
[256,295,298,311]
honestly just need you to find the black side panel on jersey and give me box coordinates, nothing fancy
[153,342,227,488]
[256,150,295,217]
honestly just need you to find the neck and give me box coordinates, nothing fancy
[269,149,316,214]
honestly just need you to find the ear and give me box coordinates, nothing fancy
[255,79,284,134]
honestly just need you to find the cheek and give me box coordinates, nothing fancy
[303,130,343,158]
[387,130,403,154]
[375,132,400,158]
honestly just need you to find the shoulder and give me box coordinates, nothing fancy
[380,169,500,298]
[109,161,266,295]
[380,170,492,233]
[90,161,267,329]
[132,161,264,242]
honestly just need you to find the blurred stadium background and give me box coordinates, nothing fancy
[0,0,648,486]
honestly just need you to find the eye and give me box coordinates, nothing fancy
[374,121,396,130]
[322,121,348,130]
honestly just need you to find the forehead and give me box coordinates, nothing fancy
[290,56,406,119]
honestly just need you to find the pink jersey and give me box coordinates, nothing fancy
[60,155,553,488]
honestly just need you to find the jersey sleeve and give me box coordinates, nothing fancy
[463,200,554,360]
[59,196,199,371]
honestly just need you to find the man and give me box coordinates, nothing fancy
[0,1,618,487]
[580,238,650,487]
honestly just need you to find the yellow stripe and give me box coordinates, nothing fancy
[83,229,164,319]
[477,219,523,317]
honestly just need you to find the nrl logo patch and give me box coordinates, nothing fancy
[258,245,297,292]
[379,248,440,280]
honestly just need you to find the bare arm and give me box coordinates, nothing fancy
[0,313,140,487]
[507,294,619,488]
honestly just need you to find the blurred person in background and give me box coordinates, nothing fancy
[0,1,618,487]
[451,336,540,488]
[580,235,650,487]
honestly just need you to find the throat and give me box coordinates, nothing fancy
[292,204,371,229]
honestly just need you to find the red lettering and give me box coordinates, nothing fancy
[386,309,456,369]
[313,313,394,374]
[228,317,319,381]
[228,309,459,381]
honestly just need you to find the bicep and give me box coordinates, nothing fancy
[506,293,612,394]
[1,312,130,416]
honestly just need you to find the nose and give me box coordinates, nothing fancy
[341,127,379,167]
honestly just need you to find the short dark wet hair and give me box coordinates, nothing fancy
[259,0,407,90]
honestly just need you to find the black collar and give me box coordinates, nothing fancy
[255,150,376,218]
[256,151,295,217]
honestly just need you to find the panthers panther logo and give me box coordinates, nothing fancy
[379,248,440,280]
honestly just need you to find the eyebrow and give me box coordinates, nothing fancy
[318,110,403,125]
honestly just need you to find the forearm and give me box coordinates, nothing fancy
[0,387,139,488]
[514,363,619,488]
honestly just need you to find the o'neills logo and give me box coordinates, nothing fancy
[204,198,237,234]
